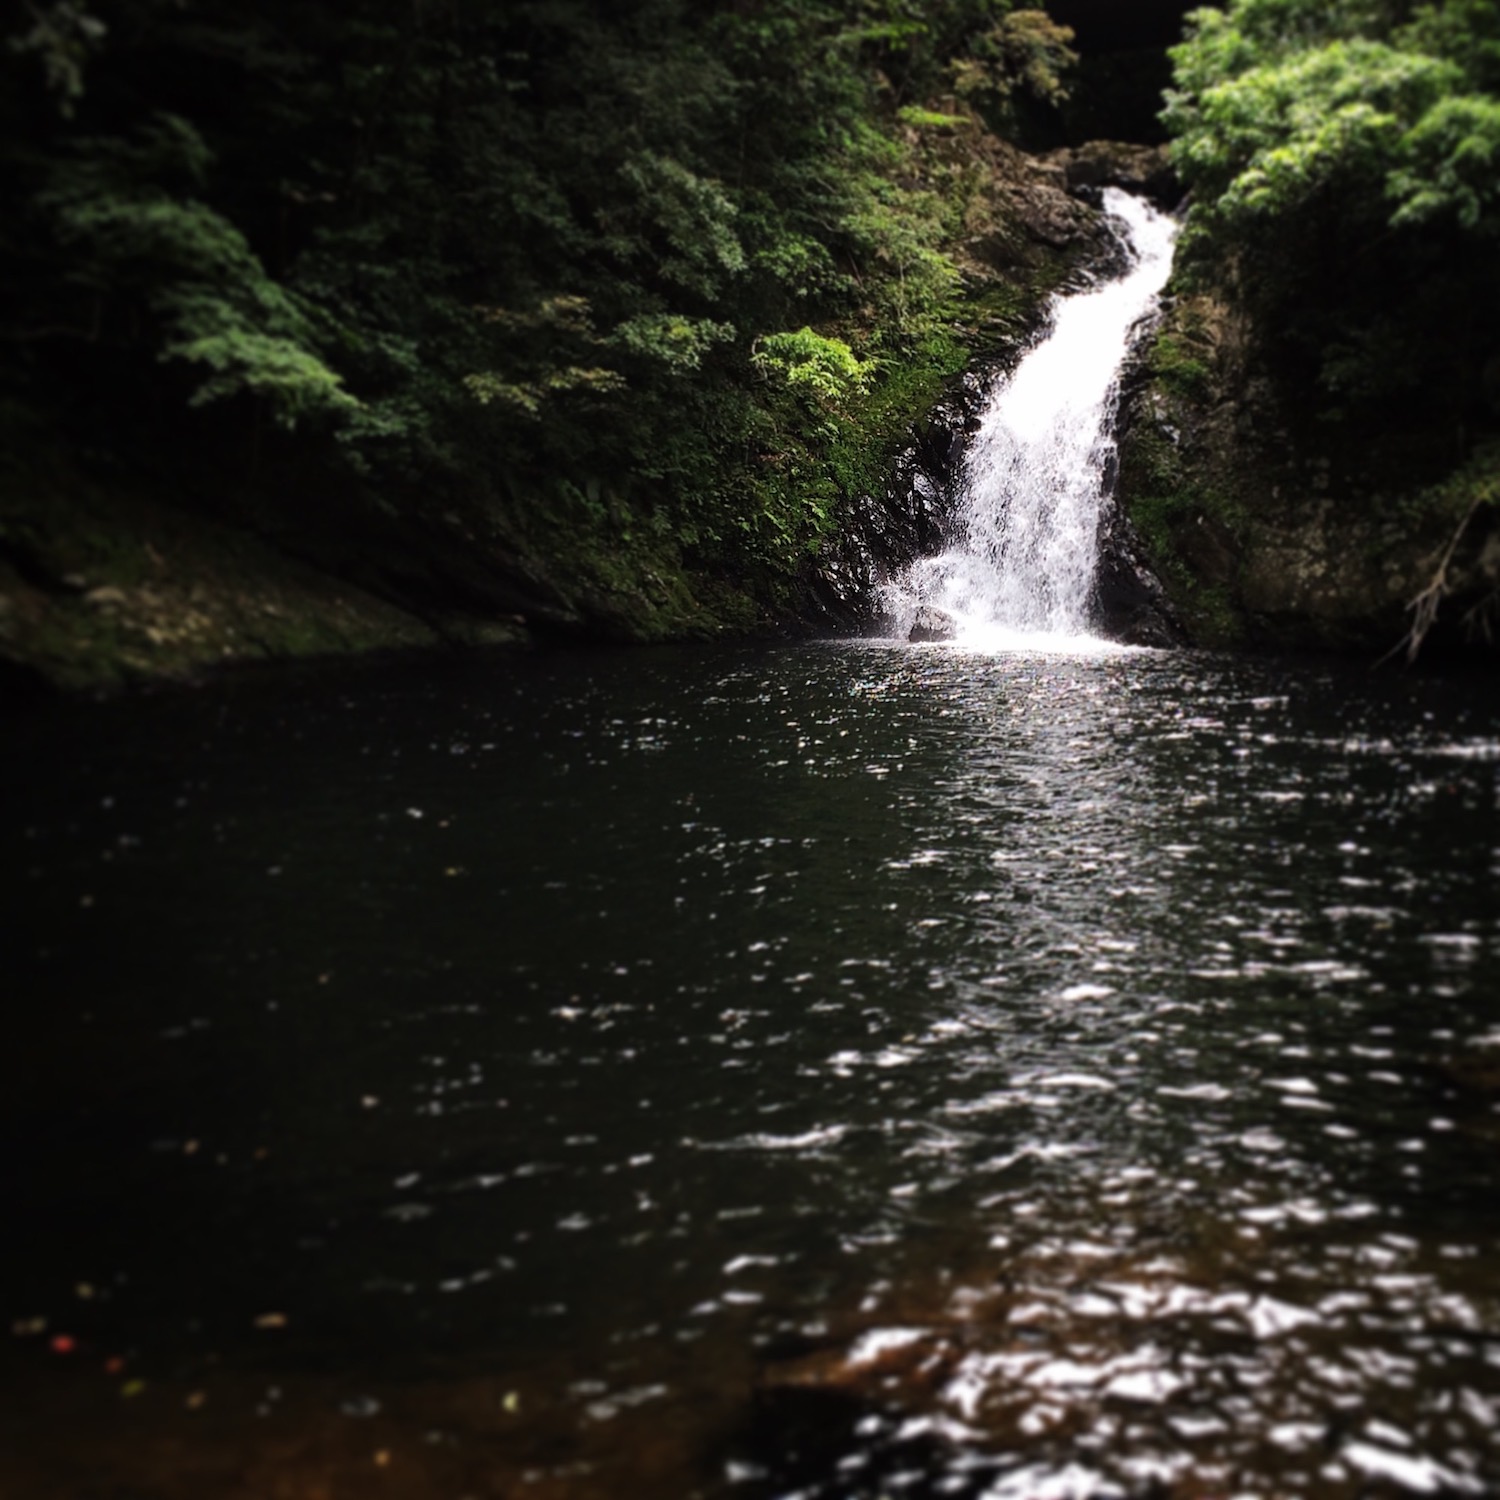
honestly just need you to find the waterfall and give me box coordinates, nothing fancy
[893,189,1178,649]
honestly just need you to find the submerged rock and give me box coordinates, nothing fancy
[908,606,957,643]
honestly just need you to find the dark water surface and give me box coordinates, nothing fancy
[4,642,1500,1498]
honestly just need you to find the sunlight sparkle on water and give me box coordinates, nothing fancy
[7,644,1500,1499]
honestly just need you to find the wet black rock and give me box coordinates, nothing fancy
[1058,141,1179,209]
[793,372,991,636]
[908,606,958,643]
[1091,287,1192,649]
[1094,507,1190,648]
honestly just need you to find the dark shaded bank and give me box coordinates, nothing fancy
[1,136,1168,695]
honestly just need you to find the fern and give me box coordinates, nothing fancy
[37,113,356,426]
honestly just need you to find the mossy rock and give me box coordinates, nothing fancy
[1117,289,1500,659]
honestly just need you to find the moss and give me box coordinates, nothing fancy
[510,496,771,644]
[1150,332,1213,401]
[1415,442,1500,521]
[1120,415,1251,646]
[1185,582,1246,646]
[897,106,970,131]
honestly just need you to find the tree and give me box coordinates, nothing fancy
[1,0,1084,609]
[1163,0,1500,419]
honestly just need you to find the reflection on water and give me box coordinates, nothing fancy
[3,643,1500,1497]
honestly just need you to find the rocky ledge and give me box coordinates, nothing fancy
[1115,289,1500,659]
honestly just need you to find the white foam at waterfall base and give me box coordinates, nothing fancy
[890,189,1178,655]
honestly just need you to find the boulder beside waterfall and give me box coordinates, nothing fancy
[1057,141,1177,207]
[908,607,958,643]
[1093,505,1190,648]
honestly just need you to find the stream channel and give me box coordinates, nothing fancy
[4,642,1500,1498]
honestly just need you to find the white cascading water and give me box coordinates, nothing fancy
[893,189,1178,650]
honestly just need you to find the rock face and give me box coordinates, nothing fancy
[1056,140,1178,207]
[908,606,958,643]
[1093,503,1189,648]
[793,374,984,637]
[1115,290,1500,658]
[1089,294,1193,649]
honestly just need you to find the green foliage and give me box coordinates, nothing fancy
[750,233,843,300]
[1388,93,1500,229]
[460,298,631,417]
[1164,0,1500,429]
[9,2,106,114]
[463,365,627,418]
[1151,333,1214,399]
[33,112,356,426]
[952,8,1078,127]
[0,0,1082,616]
[1417,439,1500,518]
[607,152,747,298]
[609,315,737,372]
[755,328,873,407]
[832,122,963,332]
[897,105,969,129]
[1171,41,1454,216]
[1167,0,1500,232]
[1400,0,1500,86]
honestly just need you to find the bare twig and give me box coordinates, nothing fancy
[1378,494,1490,665]
[1462,587,1500,646]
